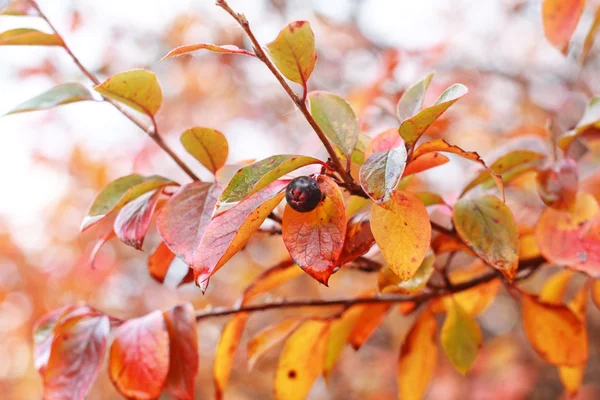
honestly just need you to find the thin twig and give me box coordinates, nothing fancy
[30,0,200,181]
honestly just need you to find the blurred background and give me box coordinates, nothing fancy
[1,0,600,398]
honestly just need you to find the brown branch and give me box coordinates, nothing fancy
[30,0,200,182]
[215,0,360,193]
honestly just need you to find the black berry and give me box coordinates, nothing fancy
[285,176,322,212]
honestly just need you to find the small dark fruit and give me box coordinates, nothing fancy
[285,176,322,212]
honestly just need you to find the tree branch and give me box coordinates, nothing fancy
[30,0,200,182]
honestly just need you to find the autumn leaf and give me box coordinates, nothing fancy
[403,152,449,177]
[109,310,170,400]
[82,174,174,231]
[378,252,435,295]
[241,259,303,303]
[542,0,585,54]
[114,189,161,250]
[163,304,198,400]
[247,319,302,370]
[414,192,447,207]
[147,242,176,284]
[323,306,366,379]
[94,69,163,116]
[521,294,587,366]
[446,260,500,316]
[218,155,322,207]
[370,190,431,280]
[283,175,346,285]
[348,303,392,349]
[309,91,360,157]
[359,144,408,204]
[592,280,600,310]
[441,299,482,375]
[581,6,600,64]
[535,192,600,277]
[364,128,405,159]
[398,307,438,400]
[180,127,229,174]
[337,217,375,265]
[5,83,95,115]
[396,72,435,122]
[453,195,519,280]
[267,21,317,89]
[0,28,62,45]
[274,320,330,400]
[536,158,578,210]
[43,315,110,400]
[539,269,575,304]
[559,96,600,150]
[162,43,255,60]
[398,84,468,146]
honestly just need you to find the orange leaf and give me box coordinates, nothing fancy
[163,303,198,400]
[403,152,449,176]
[147,242,176,284]
[274,320,330,400]
[214,313,248,400]
[338,217,375,265]
[370,190,431,280]
[364,128,404,159]
[33,305,80,375]
[521,294,587,366]
[162,43,255,60]
[323,305,367,379]
[241,259,303,304]
[536,158,578,210]
[539,269,575,304]
[542,0,585,54]
[109,310,170,400]
[592,280,600,310]
[398,308,438,400]
[247,319,302,370]
[283,175,346,285]
[348,303,391,349]
[536,192,600,276]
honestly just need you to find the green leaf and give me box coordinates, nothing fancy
[0,28,62,46]
[398,84,468,146]
[180,127,228,174]
[460,150,545,196]
[441,299,482,375]
[94,69,162,116]
[266,21,317,87]
[452,195,519,280]
[396,72,435,121]
[82,174,175,232]
[309,91,360,157]
[559,96,600,150]
[218,155,322,208]
[359,145,408,204]
[378,251,435,294]
[5,83,95,115]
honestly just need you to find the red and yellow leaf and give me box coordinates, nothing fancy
[147,242,176,284]
[267,21,317,87]
[114,189,161,250]
[337,217,375,265]
[162,43,255,60]
[403,152,449,177]
[364,128,404,159]
[536,158,578,210]
[542,0,585,54]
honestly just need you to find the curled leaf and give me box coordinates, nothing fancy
[114,189,161,250]
[162,43,255,60]
[359,144,408,204]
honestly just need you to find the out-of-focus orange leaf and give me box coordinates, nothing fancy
[94,69,163,116]
[162,43,255,60]
[536,192,600,277]
[148,242,176,284]
[559,96,600,150]
[5,83,95,115]
[432,233,468,254]
[592,280,600,309]
[33,305,80,375]
[542,0,584,54]
[398,307,438,400]
[114,189,161,250]
[364,128,404,159]
[43,315,110,399]
[370,191,431,280]
[89,229,116,268]
[267,21,317,87]
[539,269,575,304]
[109,310,170,400]
[440,299,482,375]
[214,313,248,400]
[521,294,587,366]
[274,320,330,400]
[338,217,375,265]
[241,259,302,303]
[378,252,435,295]
[247,319,302,370]
[163,303,198,400]
[581,171,600,202]
[82,174,174,231]
[396,73,435,122]
[519,231,541,260]
[180,127,229,174]
[536,158,578,210]
[453,195,519,280]
[283,175,345,285]
[413,139,504,198]
[323,306,366,380]
[348,303,392,349]
[403,152,449,177]
[0,28,62,45]
[359,144,408,204]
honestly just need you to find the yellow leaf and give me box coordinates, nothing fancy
[370,191,431,280]
[592,280,600,310]
[0,28,62,46]
[348,303,391,349]
[214,313,249,399]
[453,195,519,280]
[378,252,435,295]
[94,69,163,116]
[267,21,317,87]
[440,299,482,375]
[247,319,302,370]
[323,306,365,380]
[398,308,438,400]
[539,269,574,304]
[274,320,330,400]
[521,294,587,366]
[180,127,228,174]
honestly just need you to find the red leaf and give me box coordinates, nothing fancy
[283,175,346,285]
[33,305,80,375]
[43,315,110,399]
[162,43,255,60]
[109,310,170,400]
[364,128,404,159]
[114,189,162,250]
[163,303,199,400]
[148,241,176,284]
[338,217,375,265]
